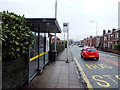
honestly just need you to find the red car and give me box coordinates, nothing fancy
[81,47,99,60]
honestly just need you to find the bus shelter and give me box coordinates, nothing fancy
[26,18,61,83]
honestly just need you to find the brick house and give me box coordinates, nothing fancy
[112,28,120,48]
[103,30,112,49]
[91,36,97,47]
[81,36,98,47]
[99,35,103,48]
[102,29,120,49]
[83,38,87,46]
[51,35,61,44]
[80,40,84,46]
[81,28,120,51]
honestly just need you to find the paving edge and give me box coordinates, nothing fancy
[74,60,89,89]
[69,48,88,89]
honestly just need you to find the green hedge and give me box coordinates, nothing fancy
[114,44,120,50]
[59,41,67,48]
[2,11,34,60]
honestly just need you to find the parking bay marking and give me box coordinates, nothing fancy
[86,64,112,69]
[92,75,120,87]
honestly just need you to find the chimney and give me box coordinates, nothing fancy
[112,28,116,32]
[103,30,106,35]
[90,36,92,38]
[108,30,111,33]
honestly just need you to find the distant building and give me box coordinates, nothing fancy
[51,35,61,44]
[81,28,120,50]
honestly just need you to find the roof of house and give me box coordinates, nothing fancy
[116,28,120,32]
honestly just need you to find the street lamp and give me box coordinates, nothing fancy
[91,21,98,48]
[54,0,57,55]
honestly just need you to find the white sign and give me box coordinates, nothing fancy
[63,23,69,32]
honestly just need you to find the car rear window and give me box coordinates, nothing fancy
[86,48,96,51]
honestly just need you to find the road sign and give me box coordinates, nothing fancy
[63,23,69,33]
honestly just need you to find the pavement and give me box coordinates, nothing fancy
[22,48,84,89]
[70,46,120,89]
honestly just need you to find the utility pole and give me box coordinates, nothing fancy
[91,21,98,48]
[66,22,69,63]
[64,32,65,48]
[54,0,57,52]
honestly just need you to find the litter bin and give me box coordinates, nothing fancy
[50,50,57,62]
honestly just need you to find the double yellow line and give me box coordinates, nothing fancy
[30,51,49,62]
[74,57,93,90]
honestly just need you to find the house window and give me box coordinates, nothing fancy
[117,41,119,44]
[108,35,110,40]
[110,42,112,48]
[108,42,110,48]
[104,36,107,40]
[104,43,105,47]
[114,33,115,39]
[116,32,119,38]
[111,34,113,40]
[105,43,107,47]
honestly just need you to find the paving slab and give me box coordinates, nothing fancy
[22,48,84,89]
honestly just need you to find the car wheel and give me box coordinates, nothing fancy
[81,55,83,58]
[96,58,99,61]
[83,56,86,60]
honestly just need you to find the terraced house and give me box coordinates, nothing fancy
[100,28,120,50]
[81,28,120,53]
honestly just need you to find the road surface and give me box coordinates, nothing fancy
[70,45,120,89]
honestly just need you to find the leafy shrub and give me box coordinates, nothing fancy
[2,11,34,60]
[59,41,67,48]
[114,44,120,50]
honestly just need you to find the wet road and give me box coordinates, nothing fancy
[70,45,120,89]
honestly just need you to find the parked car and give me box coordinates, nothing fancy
[81,47,99,60]
[79,45,84,47]
[71,44,74,46]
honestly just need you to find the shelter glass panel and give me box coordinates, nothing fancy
[29,32,38,79]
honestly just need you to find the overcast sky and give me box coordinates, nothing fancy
[0,0,119,41]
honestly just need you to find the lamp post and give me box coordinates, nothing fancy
[91,21,98,48]
[54,0,57,53]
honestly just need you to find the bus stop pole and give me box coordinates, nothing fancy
[66,23,69,63]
